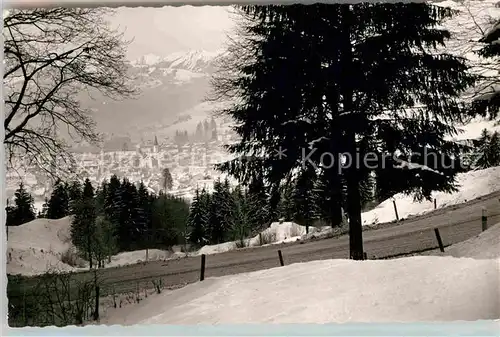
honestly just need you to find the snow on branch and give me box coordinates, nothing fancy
[394,160,444,176]
[281,117,312,126]
[307,137,329,149]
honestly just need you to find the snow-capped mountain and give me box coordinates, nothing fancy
[83,49,223,140]
[132,50,222,73]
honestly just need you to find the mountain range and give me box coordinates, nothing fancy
[81,50,225,146]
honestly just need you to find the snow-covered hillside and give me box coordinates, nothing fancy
[6,217,186,276]
[103,224,500,324]
[362,166,500,225]
[6,217,80,275]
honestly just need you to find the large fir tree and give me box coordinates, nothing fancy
[212,4,476,259]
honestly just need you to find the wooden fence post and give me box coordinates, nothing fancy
[200,254,206,281]
[278,250,284,266]
[392,199,399,222]
[434,198,437,210]
[482,208,488,232]
[434,228,445,253]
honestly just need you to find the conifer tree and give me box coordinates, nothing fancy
[231,185,252,245]
[71,178,97,268]
[471,17,500,121]
[47,179,69,219]
[162,168,173,191]
[136,181,152,248]
[212,4,475,259]
[359,174,376,210]
[293,167,318,233]
[67,180,82,214]
[313,169,345,228]
[115,178,141,251]
[104,175,121,226]
[92,215,116,266]
[188,189,209,247]
[95,181,108,216]
[277,180,295,222]
[474,129,500,168]
[208,179,231,243]
[151,193,190,247]
[247,172,271,228]
[9,183,36,226]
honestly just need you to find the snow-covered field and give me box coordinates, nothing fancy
[362,166,500,226]
[7,167,500,276]
[102,222,500,324]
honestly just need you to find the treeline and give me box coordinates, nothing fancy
[187,172,377,248]
[4,176,188,267]
[57,176,188,266]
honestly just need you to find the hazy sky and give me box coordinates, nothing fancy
[107,6,237,60]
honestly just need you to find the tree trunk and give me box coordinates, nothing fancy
[345,142,364,260]
[340,5,364,260]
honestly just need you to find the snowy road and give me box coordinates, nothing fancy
[8,190,500,299]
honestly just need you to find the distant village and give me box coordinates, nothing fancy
[5,117,239,211]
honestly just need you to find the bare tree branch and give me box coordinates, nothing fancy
[3,8,139,179]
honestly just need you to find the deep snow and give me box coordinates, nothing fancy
[103,258,499,324]
[102,222,500,324]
